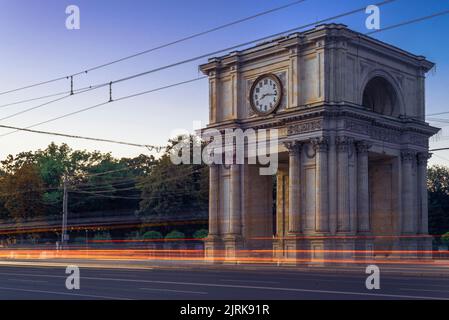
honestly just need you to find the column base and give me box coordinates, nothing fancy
[398,235,434,260]
[223,235,243,263]
[354,237,375,262]
[204,235,224,264]
[418,235,433,259]
[328,236,371,266]
[399,236,420,259]
[283,238,308,265]
[272,239,285,259]
[308,238,335,266]
[281,236,335,266]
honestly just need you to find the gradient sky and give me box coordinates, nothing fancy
[0,0,448,165]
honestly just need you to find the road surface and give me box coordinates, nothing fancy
[0,264,448,300]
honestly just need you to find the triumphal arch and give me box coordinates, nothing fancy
[200,24,439,263]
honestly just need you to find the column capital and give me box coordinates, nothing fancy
[336,136,354,152]
[283,141,303,154]
[417,152,432,165]
[310,137,329,152]
[355,141,373,154]
[401,149,417,162]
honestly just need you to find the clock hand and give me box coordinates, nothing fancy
[260,93,274,100]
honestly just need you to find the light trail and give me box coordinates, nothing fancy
[0,248,447,266]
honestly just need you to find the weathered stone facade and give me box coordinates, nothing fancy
[200,24,439,263]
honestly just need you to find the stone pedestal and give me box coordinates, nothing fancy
[399,237,419,259]
[272,239,285,260]
[354,237,375,261]
[308,239,333,266]
[204,236,224,263]
[418,236,433,259]
[283,238,308,265]
[223,235,243,263]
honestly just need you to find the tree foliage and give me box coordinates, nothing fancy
[428,165,449,237]
[193,229,208,239]
[0,163,45,222]
[138,135,208,217]
[0,143,155,222]
[142,231,163,239]
[165,230,185,239]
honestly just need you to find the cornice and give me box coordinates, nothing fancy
[203,104,440,137]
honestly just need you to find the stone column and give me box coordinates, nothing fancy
[328,137,338,234]
[356,141,372,233]
[312,137,329,233]
[229,164,242,235]
[284,141,302,234]
[417,152,431,234]
[336,136,353,232]
[401,150,417,234]
[208,164,219,236]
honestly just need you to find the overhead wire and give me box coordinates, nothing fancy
[0,0,309,97]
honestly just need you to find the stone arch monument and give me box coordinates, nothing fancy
[200,24,439,263]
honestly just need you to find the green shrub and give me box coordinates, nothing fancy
[193,229,208,239]
[442,232,449,245]
[142,231,163,239]
[165,230,185,239]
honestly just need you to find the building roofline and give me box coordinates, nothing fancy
[199,23,434,74]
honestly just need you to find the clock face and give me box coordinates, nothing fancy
[250,74,282,115]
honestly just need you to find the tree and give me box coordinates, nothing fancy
[428,165,449,238]
[0,143,156,219]
[138,136,208,217]
[193,229,208,239]
[0,163,45,222]
[442,232,449,246]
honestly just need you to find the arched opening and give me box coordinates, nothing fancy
[362,76,399,117]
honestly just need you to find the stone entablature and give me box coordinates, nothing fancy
[203,104,438,152]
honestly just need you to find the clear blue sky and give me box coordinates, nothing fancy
[0,0,448,165]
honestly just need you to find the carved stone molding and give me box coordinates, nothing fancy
[408,133,428,148]
[283,141,303,154]
[336,136,354,153]
[344,120,401,144]
[287,120,323,136]
[417,152,432,166]
[401,150,417,162]
[310,137,329,153]
[355,141,373,154]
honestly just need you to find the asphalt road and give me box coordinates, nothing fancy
[0,264,448,300]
